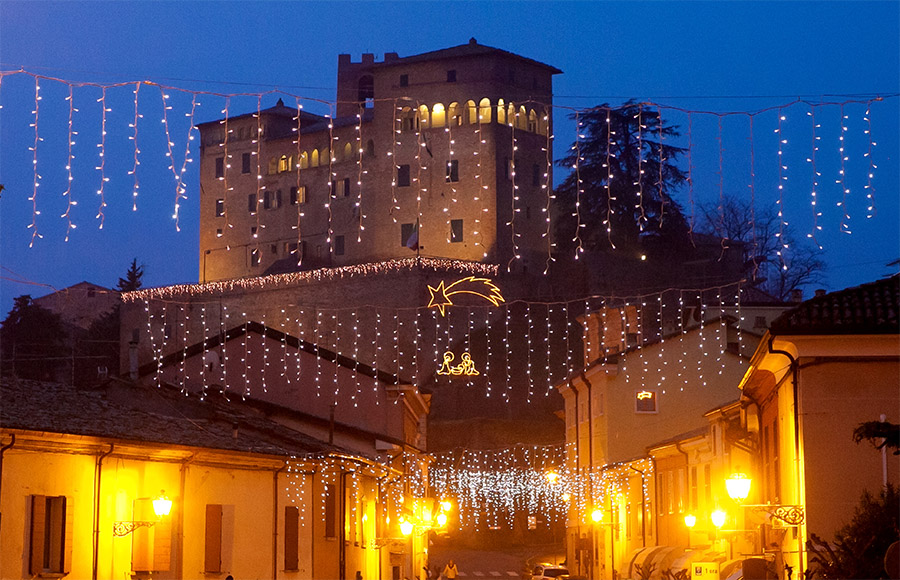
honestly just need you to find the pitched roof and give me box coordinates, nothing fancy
[0,377,338,458]
[375,39,562,74]
[138,320,402,386]
[769,275,899,335]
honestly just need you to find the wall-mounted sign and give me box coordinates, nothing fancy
[427,277,504,316]
[437,351,480,376]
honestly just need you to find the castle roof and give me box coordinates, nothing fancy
[375,38,562,74]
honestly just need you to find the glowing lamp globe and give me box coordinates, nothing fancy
[152,491,173,517]
[725,473,752,502]
[400,520,414,536]
[590,509,603,523]
[440,499,453,512]
[436,513,448,527]
[683,514,696,528]
[711,510,727,528]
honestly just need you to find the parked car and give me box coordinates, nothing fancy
[531,564,569,580]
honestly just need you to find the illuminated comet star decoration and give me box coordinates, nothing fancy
[427,277,505,316]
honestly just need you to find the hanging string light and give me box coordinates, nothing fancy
[61,84,78,240]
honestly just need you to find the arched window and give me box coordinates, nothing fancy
[466,100,477,124]
[400,107,416,132]
[478,98,492,123]
[507,103,515,126]
[448,102,461,126]
[366,139,375,157]
[344,142,353,161]
[299,151,309,169]
[497,99,506,125]
[432,103,446,128]
[311,149,320,168]
[528,109,538,133]
[517,106,528,130]
[278,154,290,173]
[418,104,430,129]
[268,156,279,175]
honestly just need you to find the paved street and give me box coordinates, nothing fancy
[427,544,566,580]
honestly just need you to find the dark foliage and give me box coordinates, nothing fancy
[853,420,900,455]
[0,295,68,380]
[117,258,144,292]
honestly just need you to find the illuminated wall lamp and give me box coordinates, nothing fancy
[725,473,752,503]
[113,490,172,537]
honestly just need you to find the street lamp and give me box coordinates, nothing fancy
[725,473,752,503]
[591,508,603,523]
[710,509,727,529]
[684,514,696,548]
[113,490,172,536]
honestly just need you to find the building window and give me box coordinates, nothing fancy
[242,152,251,174]
[447,69,457,82]
[215,198,225,217]
[248,193,257,214]
[401,223,416,248]
[334,235,345,256]
[215,157,225,178]
[268,156,278,175]
[250,248,260,266]
[445,159,459,183]
[278,155,290,173]
[291,186,307,205]
[271,243,278,255]
[532,164,541,186]
[264,189,282,209]
[635,389,658,413]
[690,466,698,510]
[339,177,351,197]
[400,107,416,132]
[251,226,258,238]
[29,495,70,576]
[397,165,411,187]
[205,504,223,573]
[399,74,408,87]
[325,484,336,538]
[216,228,223,237]
[284,506,300,571]
[450,219,463,243]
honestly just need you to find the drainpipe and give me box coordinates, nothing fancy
[0,434,16,531]
[178,453,197,580]
[273,461,288,580]
[93,444,114,580]
[766,335,804,578]
[674,443,690,551]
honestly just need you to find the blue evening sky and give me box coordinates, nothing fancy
[1,1,898,316]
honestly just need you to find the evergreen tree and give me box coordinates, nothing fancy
[0,295,67,380]
[554,101,690,257]
[117,259,144,292]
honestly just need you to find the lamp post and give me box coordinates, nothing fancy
[725,473,806,526]
[683,514,696,548]
[113,490,172,536]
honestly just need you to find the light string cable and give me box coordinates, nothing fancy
[543,104,555,273]
[129,81,142,212]
[61,83,78,240]
[96,85,110,229]
[27,76,42,246]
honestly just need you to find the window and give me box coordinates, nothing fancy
[271,243,278,255]
[432,103,446,128]
[248,193,257,214]
[635,389,658,413]
[284,506,300,571]
[325,484,336,538]
[291,186,306,205]
[343,142,352,161]
[366,139,375,157]
[250,248,260,267]
[268,156,278,175]
[205,504,222,573]
[478,98,492,123]
[445,159,459,183]
[29,495,71,576]
[497,99,506,125]
[334,235,345,256]
[690,466,698,510]
[242,152,251,174]
[450,219,463,243]
[339,177,351,197]
[532,164,541,187]
[215,157,225,178]
[401,223,416,247]
[704,464,711,503]
[400,107,416,132]
[397,164,411,187]
[447,69,457,82]
[251,226,258,238]
[278,155,290,173]
[215,198,225,217]
[399,74,408,87]
[216,228,223,237]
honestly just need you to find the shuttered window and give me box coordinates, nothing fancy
[284,506,300,571]
[29,495,72,575]
[205,504,223,573]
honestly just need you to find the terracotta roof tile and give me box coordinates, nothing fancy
[769,275,899,334]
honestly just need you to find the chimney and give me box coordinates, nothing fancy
[815,289,827,298]
[791,289,804,303]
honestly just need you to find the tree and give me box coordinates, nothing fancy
[0,295,68,380]
[695,193,826,301]
[554,101,691,257]
[117,258,144,292]
[806,485,899,579]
